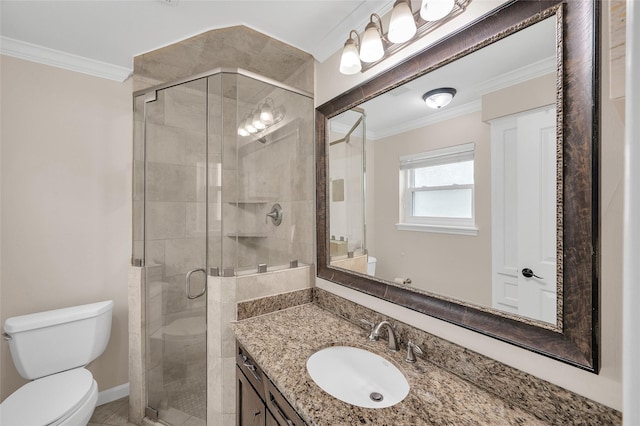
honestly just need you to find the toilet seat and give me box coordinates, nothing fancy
[0,368,95,426]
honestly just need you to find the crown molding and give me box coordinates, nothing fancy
[0,37,132,82]
[474,56,556,96]
[372,99,482,140]
[330,100,482,141]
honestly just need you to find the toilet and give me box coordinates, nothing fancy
[0,300,113,426]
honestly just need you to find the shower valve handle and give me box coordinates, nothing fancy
[266,203,283,226]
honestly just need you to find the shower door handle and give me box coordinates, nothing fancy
[185,268,207,300]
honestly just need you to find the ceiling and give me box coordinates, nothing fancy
[0,0,390,79]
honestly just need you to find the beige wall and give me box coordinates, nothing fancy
[315,2,624,411]
[482,73,557,122]
[370,111,492,306]
[0,55,132,400]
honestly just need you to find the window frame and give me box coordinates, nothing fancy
[397,142,478,236]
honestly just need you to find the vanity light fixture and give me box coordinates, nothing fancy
[422,87,457,109]
[338,0,469,75]
[237,98,285,138]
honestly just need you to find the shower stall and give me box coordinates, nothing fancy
[328,108,367,261]
[132,69,314,424]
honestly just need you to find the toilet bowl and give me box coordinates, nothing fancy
[1,368,98,426]
[0,300,113,426]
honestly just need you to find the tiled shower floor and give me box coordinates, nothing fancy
[165,374,207,420]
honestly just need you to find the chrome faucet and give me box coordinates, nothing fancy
[369,320,399,352]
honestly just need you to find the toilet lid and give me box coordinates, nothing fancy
[0,368,94,426]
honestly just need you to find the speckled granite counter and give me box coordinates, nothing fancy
[232,303,547,425]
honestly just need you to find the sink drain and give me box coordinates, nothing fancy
[370,392,384,402]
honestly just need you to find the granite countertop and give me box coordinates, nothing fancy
[232,303,548,426]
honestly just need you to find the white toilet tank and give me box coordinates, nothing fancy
[4,300,113,380]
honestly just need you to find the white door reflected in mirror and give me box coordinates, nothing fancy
[490,106,558,325]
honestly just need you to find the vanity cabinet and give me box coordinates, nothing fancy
[236,342,306,426]
[237,365,265,425]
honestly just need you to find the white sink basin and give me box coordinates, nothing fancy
[306,346,410,408]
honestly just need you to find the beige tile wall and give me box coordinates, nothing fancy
[133,26,313,95]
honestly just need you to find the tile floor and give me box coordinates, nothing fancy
[88,397,135,426]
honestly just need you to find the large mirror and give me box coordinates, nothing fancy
[316,0,599,371]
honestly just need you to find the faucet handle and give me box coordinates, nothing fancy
[405,340,424,363]
[360,319,377,340]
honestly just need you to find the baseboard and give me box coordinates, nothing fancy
[97,383,130,406]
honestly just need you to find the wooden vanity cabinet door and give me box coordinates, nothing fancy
[265,379,306,426]
[237,365,265,426]
[266,409,279,426]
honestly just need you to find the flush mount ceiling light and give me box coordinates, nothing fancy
[338,0,469,75]
[422,87,457,109]
[420,0,456,21]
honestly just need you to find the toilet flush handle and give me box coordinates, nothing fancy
[2,332,12,341]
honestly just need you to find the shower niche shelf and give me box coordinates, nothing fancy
[225,198,275,205]
[225,232,268,238]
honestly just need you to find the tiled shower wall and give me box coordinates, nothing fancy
[133,26,314,95]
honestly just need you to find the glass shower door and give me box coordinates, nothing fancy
[328,108,367,258]
[143,78,208,423]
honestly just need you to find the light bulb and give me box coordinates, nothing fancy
[339,38,362,75]
[388,1,417,44]
[259,101,275,125]
[425,93,453,108]
[252,110,266,131]
[420,0,455,21]
[244,116,257,134]
[359,21,384,63]
[237,126,249,137]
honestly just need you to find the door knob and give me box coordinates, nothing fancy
[521,268,543,279]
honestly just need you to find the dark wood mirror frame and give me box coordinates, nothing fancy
[316,0,599,372]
